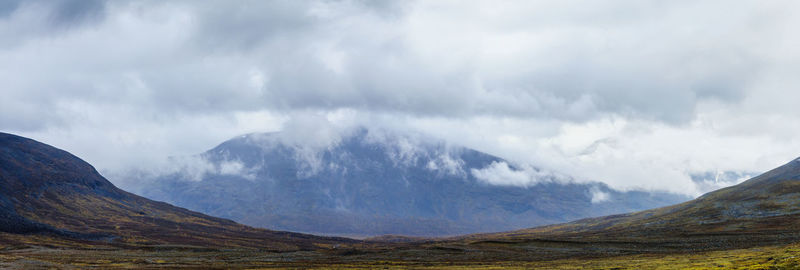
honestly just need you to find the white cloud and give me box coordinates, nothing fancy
[2,1,800,197]
[405,113,800,196]
[690,171,755,194]
[218,160,253,179]
[471,161,565,187]
[166,155,216,182]
[426,152,466,177]
[590,187,610,204]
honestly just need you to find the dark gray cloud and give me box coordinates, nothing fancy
[189,1,318,51]
[0,0,767,124]
[0,0,105,27]
[0,0,20,18]
[48,0,105,26]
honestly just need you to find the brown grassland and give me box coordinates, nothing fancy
[1,241,800,269]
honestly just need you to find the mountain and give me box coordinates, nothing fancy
[0,132,349,250]
[135,128,689,237]
[462,157,800,250]
[690,170,758,194]
[2,130,798,267]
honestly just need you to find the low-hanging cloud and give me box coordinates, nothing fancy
[590,188,611,204]
[471,161,568,187]
[3,0,800,196]
[426,153,466,177]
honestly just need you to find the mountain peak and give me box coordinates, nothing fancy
[139,130,689,236]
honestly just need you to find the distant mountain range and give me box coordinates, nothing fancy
[134,128,689,236]
[0,132,347,250]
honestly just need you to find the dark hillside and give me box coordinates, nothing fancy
[0,132,352,250]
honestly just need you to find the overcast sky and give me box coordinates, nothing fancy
[3,0,800,196]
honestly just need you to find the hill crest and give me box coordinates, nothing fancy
[0,132,350,249]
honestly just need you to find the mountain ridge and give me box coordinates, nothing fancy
[0,132,352,250]
[136,128,689,236]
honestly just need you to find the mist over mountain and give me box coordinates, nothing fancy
[132,128,689,236]
[690,171,758,194]
[489,157,800,249]
[0,132,345,249]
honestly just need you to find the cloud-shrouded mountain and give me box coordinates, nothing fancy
[135,128,689,236]
[0,132,347,249]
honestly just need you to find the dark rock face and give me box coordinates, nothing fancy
[0,132,348,249]
[139,128,689,236]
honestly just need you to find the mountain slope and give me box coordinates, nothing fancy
[465,157,800,248]
[136,128,688,236]
[0,132,350,250]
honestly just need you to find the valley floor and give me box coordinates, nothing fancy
[2,242,800,269]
